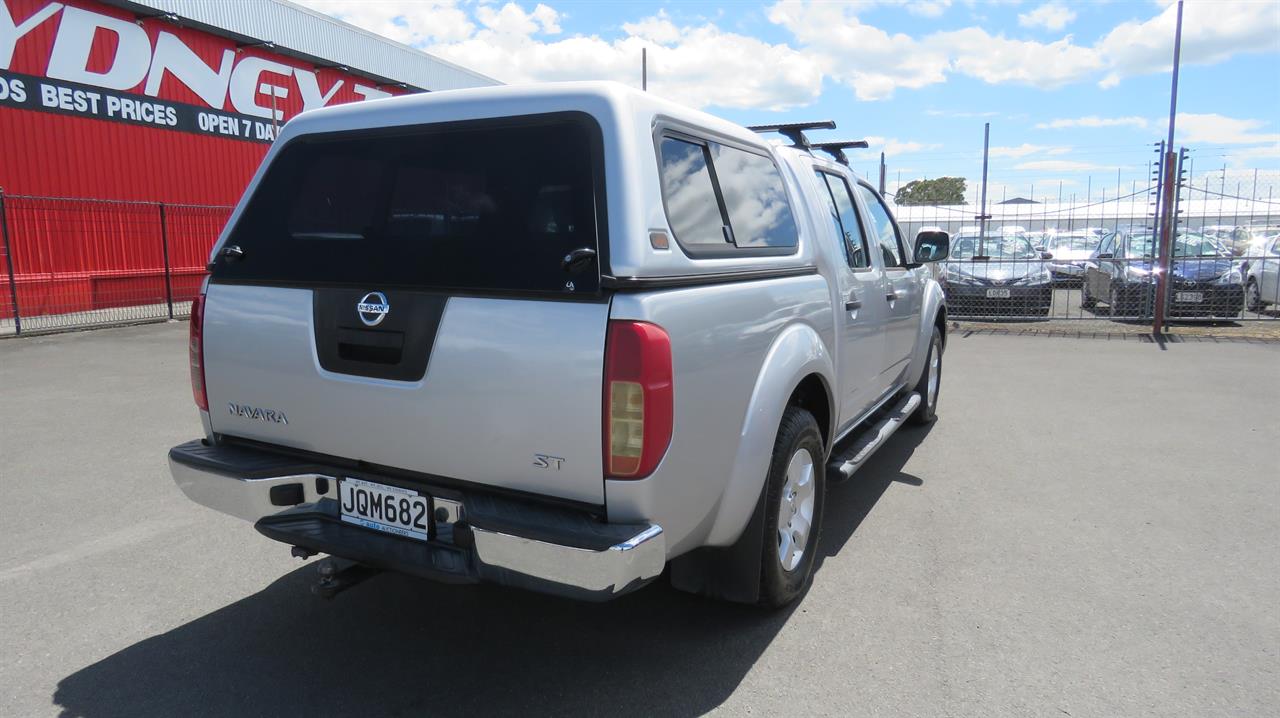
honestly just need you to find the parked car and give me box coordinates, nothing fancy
[1241,226,1280,274]
[941,230,1053,316]
[1082,230,1244,317]
[1200,225,1252,255]
[167,84,951,608]
[1245,234,1280,311]
[1040,231,1102,282]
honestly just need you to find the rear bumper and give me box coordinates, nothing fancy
[169,440,665,601]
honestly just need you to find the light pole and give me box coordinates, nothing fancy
[1152,0,1185,337]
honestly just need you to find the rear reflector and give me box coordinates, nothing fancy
[190,292,208,411]
[604,321,673,479]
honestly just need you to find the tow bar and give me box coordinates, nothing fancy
[292,547,380,599]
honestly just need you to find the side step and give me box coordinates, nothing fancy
[827,392,921,481]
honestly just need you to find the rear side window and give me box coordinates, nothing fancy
[657,134,798,256]
[214,114,603,294]
[658,138,727,248]
[710,144,799,249]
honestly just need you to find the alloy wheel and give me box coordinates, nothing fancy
[777,448,816,572]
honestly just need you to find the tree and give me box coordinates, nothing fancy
[894,177,967,206]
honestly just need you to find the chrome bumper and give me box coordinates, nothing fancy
[169,452,665,601]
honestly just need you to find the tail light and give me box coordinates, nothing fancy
[604,321,673,479]
[189,292,208,411]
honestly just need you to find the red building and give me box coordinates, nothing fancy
[0,0,493,328]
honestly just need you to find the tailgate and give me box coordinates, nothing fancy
[203,287,609,504]
[201,113,610,504]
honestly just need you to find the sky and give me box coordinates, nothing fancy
[297,0,1280,203]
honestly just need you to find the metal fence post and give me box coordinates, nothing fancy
[0,189,21,335]
[159,201,174,320]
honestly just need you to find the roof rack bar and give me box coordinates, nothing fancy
[747,120,837,149]
[811,140,870,166]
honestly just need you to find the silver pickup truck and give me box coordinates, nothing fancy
[170,82,950,607]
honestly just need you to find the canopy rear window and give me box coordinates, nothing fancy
[214,113,604,294]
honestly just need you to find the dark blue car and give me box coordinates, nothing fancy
[1082,230,1245,317]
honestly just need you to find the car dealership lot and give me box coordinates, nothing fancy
[1,323,1277,717]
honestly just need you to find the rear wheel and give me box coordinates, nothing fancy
[757,406,826,608]
[1081,280,1096,309]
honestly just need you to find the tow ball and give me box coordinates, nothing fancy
[291,547,379,599]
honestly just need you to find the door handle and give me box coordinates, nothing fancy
[885,291,899,302]
[845,300,862,311]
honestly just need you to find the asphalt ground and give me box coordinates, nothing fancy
[1,322,1277,717]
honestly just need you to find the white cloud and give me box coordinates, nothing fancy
[1095,0,1280,88]
[298,3,823,111]
[297,0,475,44]
[862,136,942,155]
[1035,116,1151,130]
[298,0,1280,110]
[1176,113,1280,145]
[1018,3,1076,32]
[989,143,1071,158]
[1013,160,1105,171]
[771,0,1279,100]
[904,0,952,18]
[768,1,949,100]
[768,0,1104,99]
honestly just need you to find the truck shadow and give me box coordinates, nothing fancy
[52,426,930,718]
[818,421,932,565]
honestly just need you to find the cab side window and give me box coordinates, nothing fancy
[814,170,871,269]
[855,185,906,268]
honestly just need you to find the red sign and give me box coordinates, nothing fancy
[1,0,406,141]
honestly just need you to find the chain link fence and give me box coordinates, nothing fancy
[1,161,1277,336]
[0,193,230,335]
[890,166,1280,323]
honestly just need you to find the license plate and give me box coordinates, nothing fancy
[1175,291,1203,303]
[986,288,1012,298]
[339,477,429,541]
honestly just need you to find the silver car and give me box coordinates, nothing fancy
[168,83,949,607]
[1043,231,1103,280]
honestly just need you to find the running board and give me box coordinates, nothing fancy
[827,392,921,481]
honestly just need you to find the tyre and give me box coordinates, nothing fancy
[910,325,942,425]
[1247,279,1262,312]
[757,406,826,608]
[1080,281,1096,309]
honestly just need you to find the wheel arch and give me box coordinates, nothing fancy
[906,280,948,386]
[700,322,835,549]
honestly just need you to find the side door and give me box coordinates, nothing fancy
[1263,238,1280,304]
[812,169,887,428]
[1088,232,1116,300]
[854,183,921,383]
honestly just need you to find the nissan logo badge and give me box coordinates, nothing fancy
[356,291,390,327]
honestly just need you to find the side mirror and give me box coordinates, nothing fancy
[1040,251,1053,260]
[914,229,950,263]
